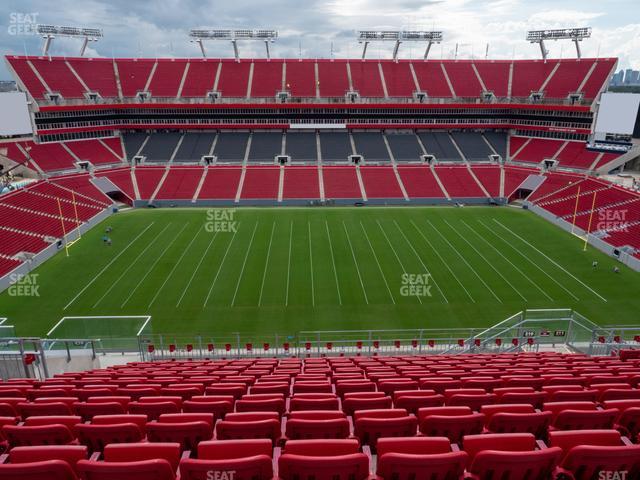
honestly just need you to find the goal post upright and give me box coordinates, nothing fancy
[56,198,69,257]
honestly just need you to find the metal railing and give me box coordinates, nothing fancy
[1,309,639,378]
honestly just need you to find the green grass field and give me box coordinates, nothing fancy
[0,206,638,339]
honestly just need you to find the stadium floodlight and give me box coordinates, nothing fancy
[526,27,591,60]
[189,29,278,61]
[357,30,443,61]
[36,24,103,56]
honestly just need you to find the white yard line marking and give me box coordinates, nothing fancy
[360,221,395,304]
[148,226,203,308]
[409,220,475,302]
[492,218,607,302]
[477,220,580,301]
[286,221,292,306]
[308,221,315,307]
[258,221,276,306]
[177,230,220,307]
[120,223,189,307]
[425,219,502,303]
[91,223,171,309]
[461,220,554,301]
[231,221,259,307]
[393,220,450,304]
[443,219,528,302]
[65,222,155,310]
[376,220,422,305]
[325,220,342,305]
[342,221,369,305]
[202,227,239,308]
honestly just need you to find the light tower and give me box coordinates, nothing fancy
[357,30,443,61]
[189,29,278,61]
[36,24,103,56]
[526,27,591,60]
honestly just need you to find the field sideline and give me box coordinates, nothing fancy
[0,206,638,338]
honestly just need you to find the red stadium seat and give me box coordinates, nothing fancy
[462,433,537,462]
[342,394,392,416]
[7,445,88,473]
[215,418,281,444]
[285,417,351,440]
[557,445,640,480]
[353,413,417,449]
[75,423,143,453]
[91,414,148,434]
[552,408,619,431]
[103,442,181,471]
[128,401,180,420]
[2,424,75,448]
[377,446,467,480]
[77,459,175,480]
[73,402,125,421]
[0,460,78,480]
[486,411,553,438]
[466,447,563,479]
[146,421,213,452]
[418,409,485,443]
[278,452,370,480]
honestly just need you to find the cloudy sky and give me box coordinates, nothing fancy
[0,0,638,80]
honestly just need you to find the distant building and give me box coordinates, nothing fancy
[610,69,640,87]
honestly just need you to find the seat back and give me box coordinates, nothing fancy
[462,433,536,463]
[18,401,72,418]
[198,439,272,460]
[561,445,640,480]
[283,439,360,456]
[289,396,340,411]
[2,424,75,448]
[235,397,285,415]
[394,394,444,414]
[278,453,369,480]
[103,442,182,471]
[128,401,180,421]
[548,429,622,454]
[419,413,485,443]
[76,423,143,453]
[468,447,563,479]
[77,459,175,480]
[487,411,552,438]
[354,416,417,448]
[9,445,87,472]
[0,460,77,480]
[553,408,619,431]
[342,396,392,416]
[376,437,451,456]
[376,451,468,480]
[215,419,281,444]
[146,421,213,452]
[285,418,350,440]
[73,402,125,421]
[180,456,273,480]
[91,414,148,434]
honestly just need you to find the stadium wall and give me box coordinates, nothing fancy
[525,202,640,272]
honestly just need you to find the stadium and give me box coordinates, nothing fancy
[0,1,639,478]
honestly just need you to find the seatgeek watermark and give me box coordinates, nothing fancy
[599,471,628,480]
[7,274,39,297]
[400,273,433,297]
[207,471,236,480]
[596,209,629,232]
[205,209,238,233]
[7,13,39,36]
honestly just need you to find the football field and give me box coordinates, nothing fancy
[0,206,638,338]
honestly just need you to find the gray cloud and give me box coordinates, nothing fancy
[0,0,638,80]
